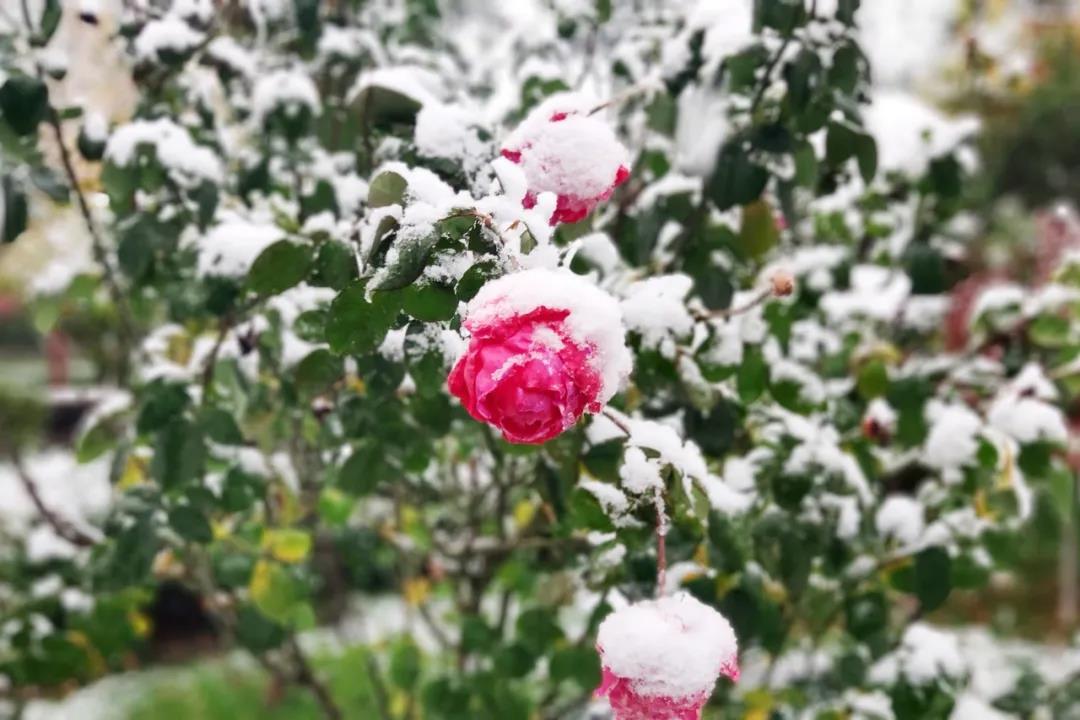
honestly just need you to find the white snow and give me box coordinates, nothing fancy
[501,92,629,202]
[821,265,912,324]
[206,37,257,77]
[462,268,632,405]
[192,219,285,278]
[865,91,979,177]
[620,274,695,351]
[875,496,925,546]
[105,118,223,186]
[619,446,664,496]
[133,16,204,62]
[869,622,967,686]
[597,592,738,699]
[581,479,631,521]
[252,69,321,127]
[987,370,1068,445]
[923,402,983,471]
[414,103,488,173]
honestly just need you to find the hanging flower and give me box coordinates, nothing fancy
[448,268,631,444]
[500,93,631,225]
[595,594,739,720]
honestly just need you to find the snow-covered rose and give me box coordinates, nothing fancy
[596,594,739,720]
[448,268,631,444]
[501,93,630,225]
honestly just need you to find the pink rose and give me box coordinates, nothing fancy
[501,94,631,225]
[595,594,739,720]
[448,306,602,444]
[447,268,632,444]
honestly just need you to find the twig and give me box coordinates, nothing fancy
[9,448,97,548]
[43,106,137,348]
[655,503,667,598]
[416,601,453,651]
[712,286,772,319]
[601,408,632,436]
[288,638,346,720]
[588,79,660,116]
[749,31,795,115]
[200,315,233,402]
[358,646,393,720]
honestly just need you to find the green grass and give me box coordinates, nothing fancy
[124,646,382,720]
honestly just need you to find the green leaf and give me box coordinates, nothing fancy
[568,487,615,532]
[836,0,860,24]
[1,175,28,244]
[249,560,304,625]
[389,640,422,690]
[456,260,498,302]
[0,74,49,136]
[550,645,601,691]
[235,605,286,653]
[151,420,206,491]
[737,346,769,403]
[294,348,343,396]
[854,132,878,184]
[371,233,438,291]
[338,440,390,496]
[325,281,402,355]
[401,282,458,321]
[199,407,244,445]
[737,199,779,259]
[98,517,158,590]
[1028,314,1071,348]
[826,121,877,183]
[137,381,190,434]
[39,0,62,43]
[707,141,769,211]
[169,505,213,543]
[583,439,624,482]
[856,359,889,400]
[595,0,612,22]
[914,546,952,612]
[784,48,821,113]
[311,240,357,290]
[248,240,313,296]
[352,85,423,131]
[368,171,408,208]
[829,42,862,95]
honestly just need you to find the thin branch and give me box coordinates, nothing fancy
[9,448,97,548]
[601,408,632,436]
[588,79,660,116]
[288,638,346,720]
[200,314,233,401]
[712,286,772,319]
[43,106,137,347]
[655,503,667,598]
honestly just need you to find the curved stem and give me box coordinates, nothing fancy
[9,447,97,548]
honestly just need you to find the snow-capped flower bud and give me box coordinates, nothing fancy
[596,594,739,720]
[500,93,631,225]
[448,268,631,444]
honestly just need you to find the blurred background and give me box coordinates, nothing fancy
[3,0,1080,718]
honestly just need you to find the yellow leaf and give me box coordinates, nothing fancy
[128,610,152,638]
[513,499,537,529]
[250,559,273,600]
[403,577,431,607]
[262,528,313,564]
[117,454,148,490]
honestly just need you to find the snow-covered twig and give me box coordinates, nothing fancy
[9,448,98,548]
